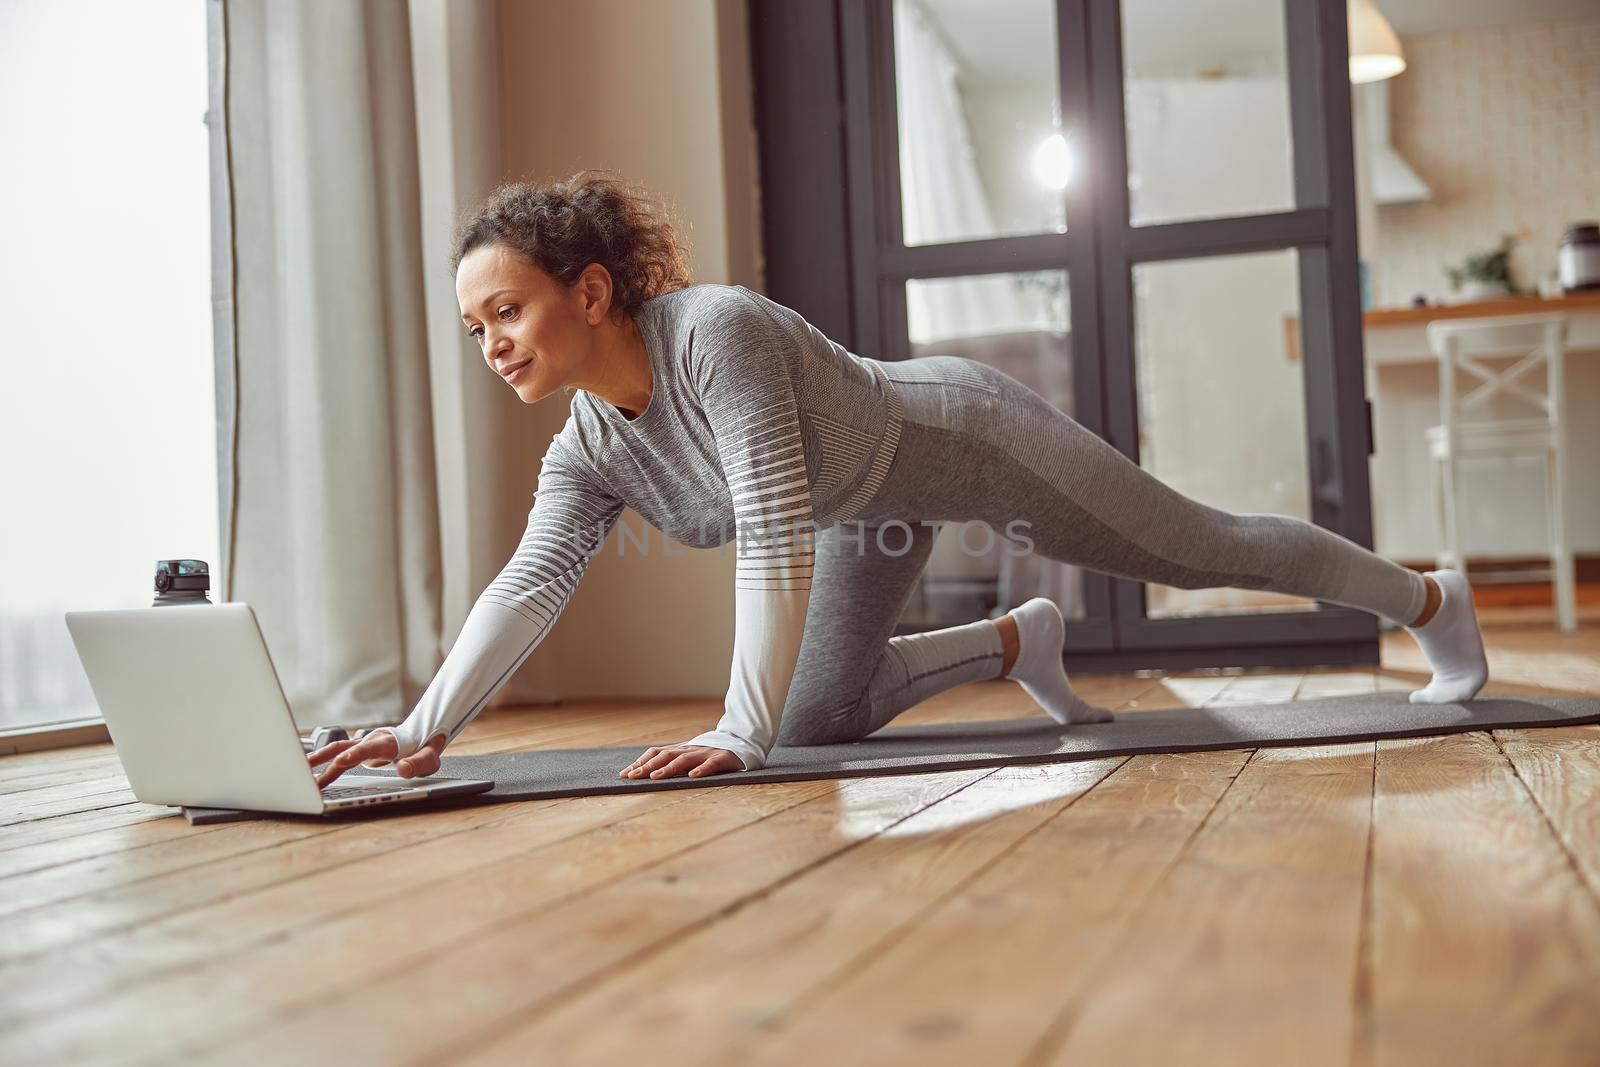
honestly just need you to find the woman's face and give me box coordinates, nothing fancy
[456,242,599,404]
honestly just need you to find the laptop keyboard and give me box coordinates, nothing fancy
[321,783,408,800]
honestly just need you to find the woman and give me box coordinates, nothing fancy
[310,171,1488,788]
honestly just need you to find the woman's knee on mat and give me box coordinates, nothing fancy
[778,642,912,747]
[775,692,874,747]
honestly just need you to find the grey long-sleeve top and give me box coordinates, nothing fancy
[372,283,905,771]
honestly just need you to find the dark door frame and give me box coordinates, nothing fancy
[749,0,1381,672]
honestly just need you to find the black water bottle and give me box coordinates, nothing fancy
[152,559,213,607]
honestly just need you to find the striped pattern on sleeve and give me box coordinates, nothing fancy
[680,289,817,771]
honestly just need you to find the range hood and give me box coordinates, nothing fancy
[1359,78,1432,205]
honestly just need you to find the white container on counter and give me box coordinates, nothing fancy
[1559,222,1600,292]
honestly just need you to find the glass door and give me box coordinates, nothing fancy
[846,0,1377,669]
[844,0,1116,653]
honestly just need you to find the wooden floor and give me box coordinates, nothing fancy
[3,601,1598,1066]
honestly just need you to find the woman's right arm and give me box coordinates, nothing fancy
[311,450,625,785]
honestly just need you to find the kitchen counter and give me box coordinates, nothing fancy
[1363,290,1600,365]
[1363,289,1600,329]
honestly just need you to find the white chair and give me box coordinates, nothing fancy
[1423,312,1576,632]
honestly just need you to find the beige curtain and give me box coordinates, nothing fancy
[217,0,522,730]
[215,0,768,731]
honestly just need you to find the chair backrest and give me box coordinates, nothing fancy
[1423,312,1568,436]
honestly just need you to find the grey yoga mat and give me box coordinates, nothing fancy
[180,691,1600,825]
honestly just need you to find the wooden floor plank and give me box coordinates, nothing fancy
[1360,732,1600,1065]
[450,759,1129,1064]
[0,673,1146,897]
[0,812,227,879]
[628,673,1295,1065]
[0,711,741,962]
[0,703,800,1017]
[1029,740,1376,1066]
[0,757,133,797]
[0,818,344,921]
[0,774,868,1063]
[0,744,121,785]
[1493,725,1600,903]
[1020,672,1379,1065]
[1296,668,1386,699]
[0,684,1088,1023]
[436,681,1184,1062]
[0,709,741,894]
[1114,673,1237,714]
[0,788,695,1026]
[701,748,1254,1066]
[3,781,144,825]
[0,801,180,851]
[1207,670,1310,705]
[175,771,995,1067]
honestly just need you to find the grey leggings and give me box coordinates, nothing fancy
[774,355,1428,748]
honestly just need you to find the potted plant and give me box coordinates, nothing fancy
[1444,233,1519,301]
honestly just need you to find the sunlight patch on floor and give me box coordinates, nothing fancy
[831,764,1110,839]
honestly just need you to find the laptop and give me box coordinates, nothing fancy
[62,603,494,816]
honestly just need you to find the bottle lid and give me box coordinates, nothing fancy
[1561,222,1599,245]
[154,559,211,603]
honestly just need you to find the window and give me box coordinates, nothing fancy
[0,0,217,736]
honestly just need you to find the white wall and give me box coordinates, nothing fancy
[493,0,764,702]
[1373,15,1600,305]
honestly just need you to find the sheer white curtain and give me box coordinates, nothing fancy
[892,0,1078,617]
[893,0,1038,341]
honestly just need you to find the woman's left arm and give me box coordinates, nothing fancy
[620,289,815,779]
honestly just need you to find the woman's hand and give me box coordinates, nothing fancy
[619,744,746,781]
[308,731,448,789]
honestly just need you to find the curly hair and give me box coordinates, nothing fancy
[450,170,695,323]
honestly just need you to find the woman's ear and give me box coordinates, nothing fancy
[577,263,616,324]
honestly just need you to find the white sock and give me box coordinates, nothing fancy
[1405,569,1489,704]
[1002,597,1115,725]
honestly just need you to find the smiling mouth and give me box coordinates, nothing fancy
[501,359,532,382]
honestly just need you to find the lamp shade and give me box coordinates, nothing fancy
[1348,0,1406,83]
